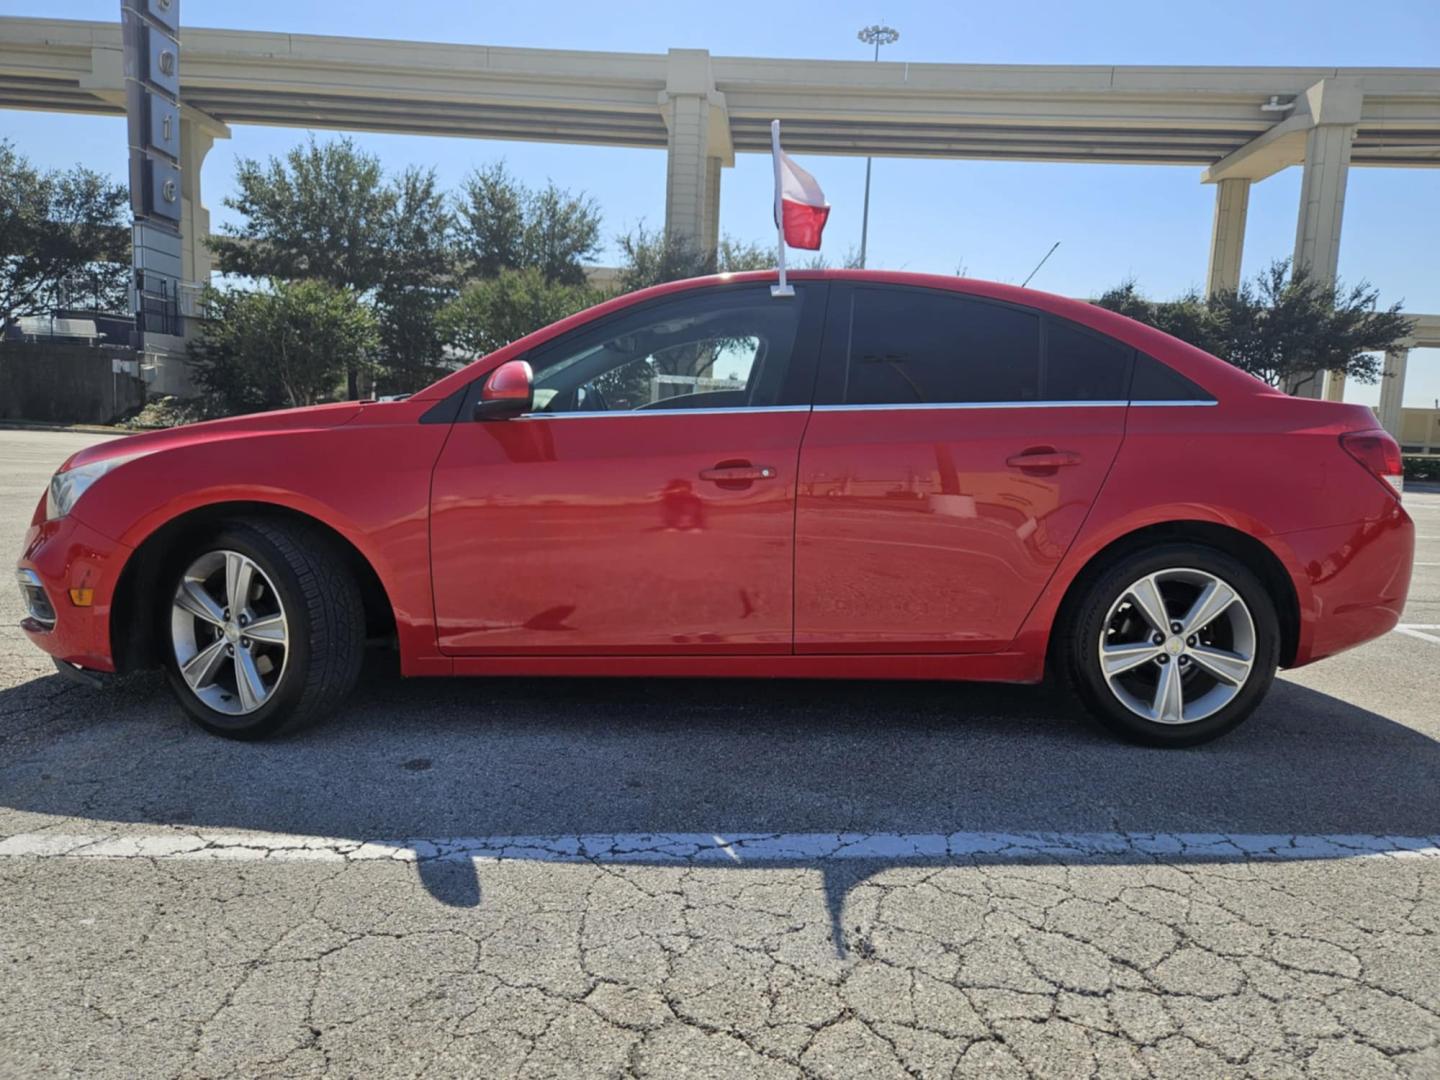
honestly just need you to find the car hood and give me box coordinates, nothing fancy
[61,401,366,472]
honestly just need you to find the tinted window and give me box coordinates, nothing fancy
[840,289,1041,405]
[526,287,805,413]
[1043,320,1132,401]
[1130,352,1213,402]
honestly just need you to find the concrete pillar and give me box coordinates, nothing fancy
[1378,348,1409,438]
[661,49,730,258]
[178,115,219,286]
[701,155,722,255]
[1290,78,1361,399]
[1293,121,1356,288]
[664,91,711,253]
[1323,367,1348,402]
[1205,178,1249,297]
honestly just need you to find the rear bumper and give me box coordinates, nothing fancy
[1270,503,1415,667]
[16,514,131,674]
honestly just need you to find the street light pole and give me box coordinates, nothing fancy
[856,23,899,269]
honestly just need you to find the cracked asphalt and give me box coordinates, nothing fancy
[2,428,1438,1079]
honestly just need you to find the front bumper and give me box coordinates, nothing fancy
[17,512,132,674]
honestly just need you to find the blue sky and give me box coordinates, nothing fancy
[2,0,1437,407]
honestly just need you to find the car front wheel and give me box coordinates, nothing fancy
[163,520,364,739]
[1063,543,1280,747]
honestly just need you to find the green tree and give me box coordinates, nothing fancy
[615,224,772,292]
[455,163,525,281]
[188,280,378,413]
[0,139,129,333]
[1096,259,1412,393]
[373,166,456,394]
[455,163,602,285]
[436,267,598,359]
[210,136,455,396]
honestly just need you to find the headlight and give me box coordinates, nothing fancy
[46,455,138,521]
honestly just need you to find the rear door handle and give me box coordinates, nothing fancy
[1006,449,1081,470]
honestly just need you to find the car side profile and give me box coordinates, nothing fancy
[17,270,1414,746]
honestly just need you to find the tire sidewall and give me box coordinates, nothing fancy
[1068,544,1280,747]
[162,525,316,739]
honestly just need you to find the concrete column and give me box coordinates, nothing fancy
[1378,348,1409,438]
[178,116,218,285]
[664,92,712,252]
[1290,77,1362,399]
[1205,178,1249,297]
[1323,367,1348,402]
[701,155,722,255]
[1293,121,1355,287]
[660,49,731,258]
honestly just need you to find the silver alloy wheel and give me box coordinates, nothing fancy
[1097,567,1256,726]
[170,550,289,716]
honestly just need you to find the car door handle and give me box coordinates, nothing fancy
[1006,449,1081,470]
[699,464,777,483]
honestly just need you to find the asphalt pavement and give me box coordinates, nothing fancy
[1,427,1437,1079]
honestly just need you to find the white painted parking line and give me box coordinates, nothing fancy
[1396,624,1440,645]
[0,830,1436,864]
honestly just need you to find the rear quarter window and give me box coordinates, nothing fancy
[1129,352,1214,402]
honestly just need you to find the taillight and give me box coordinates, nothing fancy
[1339,430,1404,497]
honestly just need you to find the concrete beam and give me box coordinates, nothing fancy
[1204,178,1249,296]
[4,18,1438,165]
[1202,113,1308,183]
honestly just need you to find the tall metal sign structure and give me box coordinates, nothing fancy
[121,0,183,348]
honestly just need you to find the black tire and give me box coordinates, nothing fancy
[1060,543,1280,747]
[161,519,364,739]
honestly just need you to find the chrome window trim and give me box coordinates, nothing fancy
[813,399,1216,412]
[510,400,1218,419]
[519,405,814,420]
[1128,399,1219,407]
[814,400,1128,412]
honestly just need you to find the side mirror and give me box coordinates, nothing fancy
[473,360,534,421]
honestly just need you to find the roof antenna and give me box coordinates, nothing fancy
[1021,241,1060,289]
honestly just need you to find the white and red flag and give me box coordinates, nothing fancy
[769,120,828,296]
[775,144,829,250]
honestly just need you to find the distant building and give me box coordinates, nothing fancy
[3,309,133,348]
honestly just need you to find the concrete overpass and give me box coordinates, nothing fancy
[1,15,1438,406]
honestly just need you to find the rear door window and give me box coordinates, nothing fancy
[832,288,1042,405]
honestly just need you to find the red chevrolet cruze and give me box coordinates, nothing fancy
[17,271,1414,746]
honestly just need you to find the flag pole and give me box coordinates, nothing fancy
[770,119,794,298]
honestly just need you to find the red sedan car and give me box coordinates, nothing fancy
[17,271,1413,746]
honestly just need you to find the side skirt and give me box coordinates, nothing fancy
[442,651,1042,683]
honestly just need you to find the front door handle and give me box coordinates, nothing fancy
[699,464,777,483]
[699,461,777,490]
[1006,448,1081,470]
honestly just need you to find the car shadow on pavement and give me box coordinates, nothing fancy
[2,666,1438,954]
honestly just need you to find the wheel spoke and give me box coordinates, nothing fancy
[174,581,225,627]
[181,638,229,690]
[234,647,268,712]
[225,552,255,615]
[244,613,286,645]
[1126,575,1170,635]
[1188,644,1252,686]
[1102,641,1163,677]
[1150,660,1185,723]
[1181,578,1237,636]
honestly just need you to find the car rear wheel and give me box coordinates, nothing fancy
[163,520,364,739]
[1062,543,1280,746]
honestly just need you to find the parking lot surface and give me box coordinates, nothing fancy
[1,427,1438,1079]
